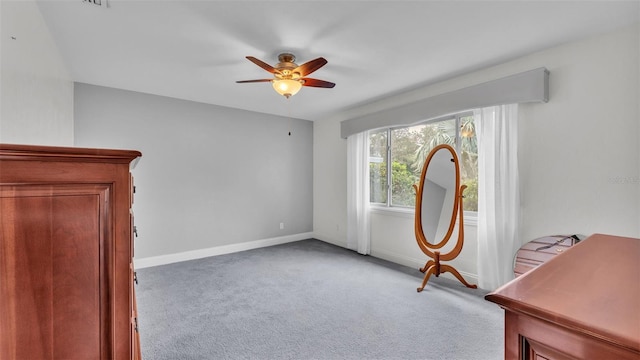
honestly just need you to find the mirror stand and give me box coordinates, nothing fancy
[413,144,477,293]
[417,185,477,292]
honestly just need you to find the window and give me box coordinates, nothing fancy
[369,112,478,212]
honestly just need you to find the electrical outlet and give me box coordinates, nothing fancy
[280,222,284,230]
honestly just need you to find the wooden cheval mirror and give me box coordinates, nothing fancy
[413,144,477,292]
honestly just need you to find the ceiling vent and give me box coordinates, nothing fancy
[83,0,108,8]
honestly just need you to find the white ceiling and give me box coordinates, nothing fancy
[36,0,639,121]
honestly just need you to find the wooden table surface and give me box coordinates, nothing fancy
[486,233,640,354]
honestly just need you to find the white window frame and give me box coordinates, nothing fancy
[370,111,477,225]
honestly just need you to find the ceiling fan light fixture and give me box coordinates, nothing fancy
[238,53,334,97]
[272,79,302,98]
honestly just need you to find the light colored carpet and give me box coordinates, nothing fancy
[136,239,504,359]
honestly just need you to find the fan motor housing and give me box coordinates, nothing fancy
[276,53,298,74]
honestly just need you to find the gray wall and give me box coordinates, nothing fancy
[74,83,313,259]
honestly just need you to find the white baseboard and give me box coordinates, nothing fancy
[312,232,347,249]
[370,248,426,270]
[133,232,314,269]
[134,233,479,287]
[371,248,479,285]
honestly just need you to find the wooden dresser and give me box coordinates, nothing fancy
[486,233,640,360]
[0,144,142,359]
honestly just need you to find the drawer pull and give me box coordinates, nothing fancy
[133,226,138,237]
[134,271,138,285]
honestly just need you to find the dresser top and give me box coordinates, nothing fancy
[486,233,640,353]
[0,143,141,165]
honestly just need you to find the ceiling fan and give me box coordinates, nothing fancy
[236,53,335,98]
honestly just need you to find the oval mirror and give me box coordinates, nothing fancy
[413,144,476,292]
[417,145,459,248]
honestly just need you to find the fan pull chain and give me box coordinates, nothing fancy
[287,99,292,136]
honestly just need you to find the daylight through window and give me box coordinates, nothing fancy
[369,112,478,212]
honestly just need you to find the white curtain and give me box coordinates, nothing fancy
[347,132,371,255]
[475,104,520,291]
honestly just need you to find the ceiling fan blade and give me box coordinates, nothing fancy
[236,79,273,83]
[301,78,335,88]
[246,56,277,74]
[293,57,327,77]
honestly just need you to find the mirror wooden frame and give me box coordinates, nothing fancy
[413,144,477,292]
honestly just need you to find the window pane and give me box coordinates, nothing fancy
[390,125,427,207]
[369,130,387,204]
[367,113,478,214]
[459,116,478,211]
[413,119,456,174]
